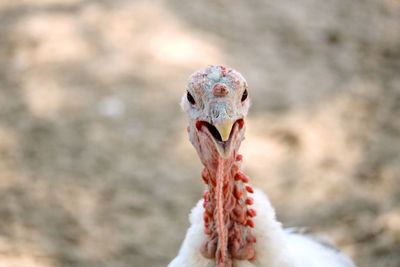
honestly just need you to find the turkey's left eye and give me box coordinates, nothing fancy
[241,89,248,102]
[187,91,196,105]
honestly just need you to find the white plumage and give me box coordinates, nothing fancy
[169,189,355,267]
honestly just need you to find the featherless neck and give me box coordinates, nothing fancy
[200,154,256,267]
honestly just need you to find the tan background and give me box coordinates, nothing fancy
[0,0,399,266]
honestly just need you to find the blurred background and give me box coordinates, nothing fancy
[0,0,399,266]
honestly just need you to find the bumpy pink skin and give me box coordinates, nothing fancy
[197,125,256,267]
[187,66,256,267]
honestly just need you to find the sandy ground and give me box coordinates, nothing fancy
[0,0,399,266]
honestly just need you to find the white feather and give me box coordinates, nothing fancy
[168,189,355,267]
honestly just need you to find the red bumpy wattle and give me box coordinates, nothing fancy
[245,185,254,193]
[200,155,257,265]
[241,173,249,183]
[247,209,257,217]
[202,169,209,184]
[246,219,255,228]
[245,197,254,205]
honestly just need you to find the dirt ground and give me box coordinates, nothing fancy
[0,0,399,266]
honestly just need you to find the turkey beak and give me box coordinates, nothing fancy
[214,120,234,142]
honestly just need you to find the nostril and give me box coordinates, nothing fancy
[212,83,229,97]
[212,109,220,118]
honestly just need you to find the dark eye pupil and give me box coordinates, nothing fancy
[187,91,196,105]
[241,89,248,101]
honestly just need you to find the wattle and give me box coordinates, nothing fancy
[200,154,257,267]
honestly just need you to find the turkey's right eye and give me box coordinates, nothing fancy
[187,91,196,105]
[241,89,248,102]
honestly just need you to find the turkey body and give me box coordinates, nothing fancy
[168,189,355,267]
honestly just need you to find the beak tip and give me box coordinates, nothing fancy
[215,121,234,142]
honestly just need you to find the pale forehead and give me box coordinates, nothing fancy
[187,65,247,97]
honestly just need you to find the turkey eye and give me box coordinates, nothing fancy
[241,89,248,102]
[187,91,196,105]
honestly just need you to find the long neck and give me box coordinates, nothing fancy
[200,154,256,267]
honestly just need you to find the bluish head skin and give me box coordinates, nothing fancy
[182,65,250,163]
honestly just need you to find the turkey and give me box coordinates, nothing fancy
[168,65,356,267]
